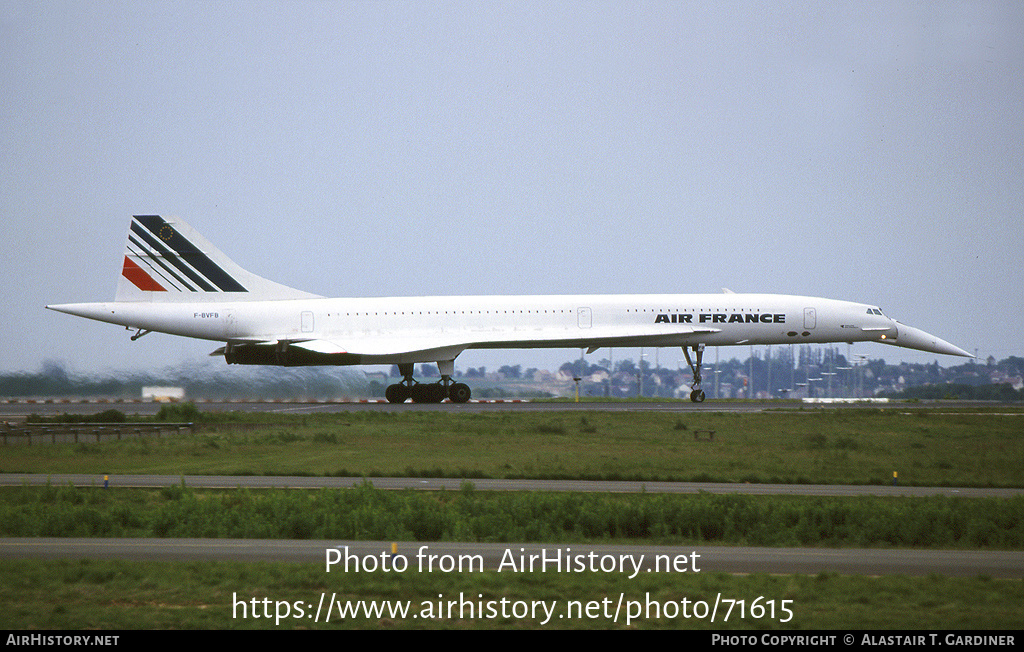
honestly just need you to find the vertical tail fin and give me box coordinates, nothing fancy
[115,215,322,302]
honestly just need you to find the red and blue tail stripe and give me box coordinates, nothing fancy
[122,215,247,293]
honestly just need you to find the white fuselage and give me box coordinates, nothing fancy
[53,293,925,365]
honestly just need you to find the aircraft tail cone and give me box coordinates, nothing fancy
[46,303,115,322]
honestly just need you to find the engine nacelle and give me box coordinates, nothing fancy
[222,343,357,367]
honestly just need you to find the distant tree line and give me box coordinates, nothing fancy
[885,383,1023,402]
[1,361,365,401]
[555,349,1024,401]
[4,353,1022,402]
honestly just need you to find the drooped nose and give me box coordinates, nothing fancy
[885,322,973,357]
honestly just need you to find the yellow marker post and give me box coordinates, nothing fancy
[391,542,397,559]
[893,471,898,486]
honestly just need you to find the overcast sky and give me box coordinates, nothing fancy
[3,1,1021,377]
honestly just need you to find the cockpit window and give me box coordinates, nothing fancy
[867,308,884,316]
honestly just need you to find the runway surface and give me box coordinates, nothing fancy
[3,397,1013,420]
[3,538,1022,578]
[2,473,1022,498]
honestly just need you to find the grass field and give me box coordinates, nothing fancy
[3,405,1022,629]
[5,406,1024,487]
[2,558,1022,629]
[2,483,1022,548]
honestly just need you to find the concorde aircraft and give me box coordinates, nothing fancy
[47,215,972,403]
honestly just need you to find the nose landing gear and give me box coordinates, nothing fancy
[683,344,707,403]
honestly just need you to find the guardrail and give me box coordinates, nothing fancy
[1,422,195,446]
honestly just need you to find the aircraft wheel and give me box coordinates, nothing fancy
[412,384,446,403]
[386,384,409,403]
[410,384,427,403]
[690,389,706,403]
[428,384,447,403]
[449,383,471,403]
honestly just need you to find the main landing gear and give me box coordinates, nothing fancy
[385,362,472,404]
[683,344,707,403]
